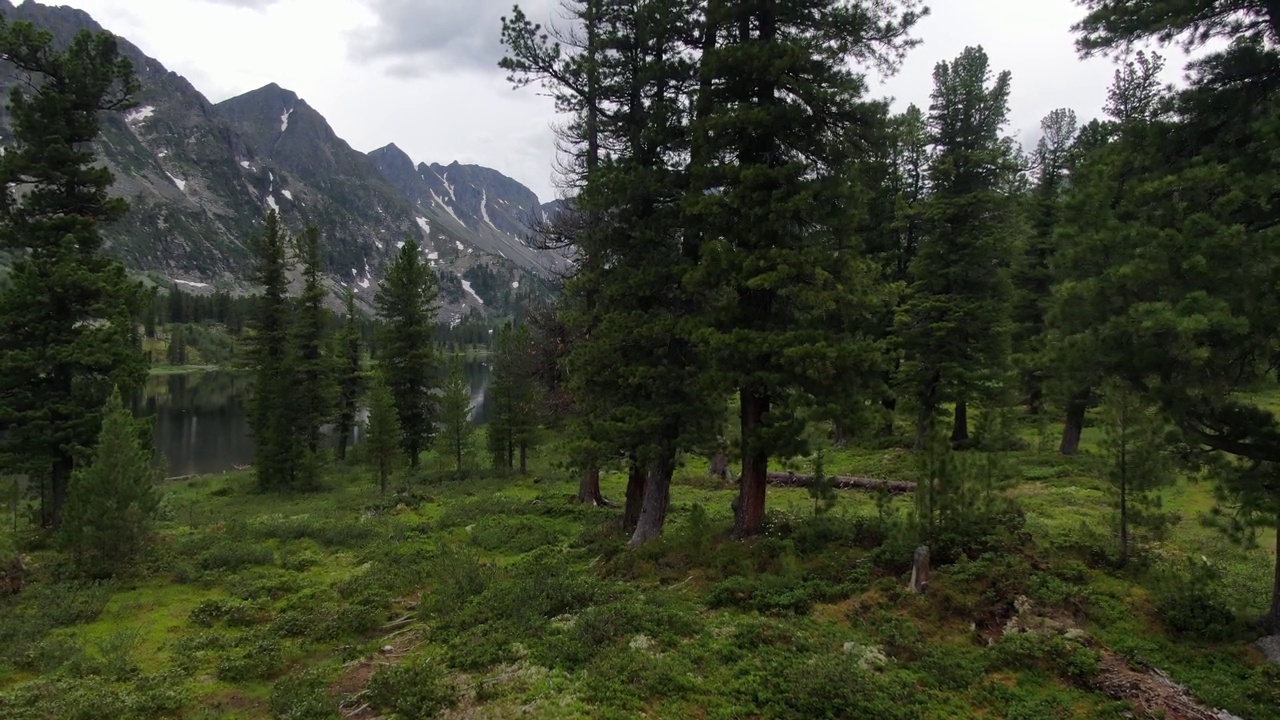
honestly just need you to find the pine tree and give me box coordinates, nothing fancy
[487,322,540,474]
[1066,2,1280,627]
[0,19,148,528]
[437,358,474,476]
[334,287,363,462]
[365,368,401,496]
[60,387,160,578]
[1099,379,1174,566]
[896,45,1016,451]
[167,325,187,366]
[374,240,441,467]
[688,0,924,537]
[289,225,335,488]
[1050,52,1170,457]
[1011,108,1077,416]
[247,210,298,491]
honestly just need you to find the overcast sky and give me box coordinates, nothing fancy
[48,0,1195,201]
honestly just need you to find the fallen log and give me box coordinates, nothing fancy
[744,471,916,495]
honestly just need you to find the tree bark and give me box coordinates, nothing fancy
[913,370,941,452]
[629,445,674,547]
[1271,513,1280,632]
[1060,391,1089,455]
[833,422,847,448]
[879,394,897,438]
[951,399,969,445]
[336,428,349,462]
[708,449,729,480]
[518,443,527,475]
[623,456,645,531]
[577,463,609,506]
[734,388,769,538]
[50,454,71,530]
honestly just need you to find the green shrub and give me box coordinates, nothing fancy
[214,631,286,681]
[467,516,564,553]
[581,645,698,711]
[707,573,856,615]
[188,597,264,628]
[1151,559,1237,641]
[193,536,275,572]
[270,667,339,720]
[366,656,456,719]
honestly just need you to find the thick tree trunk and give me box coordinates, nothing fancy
[629,445,674,547]
[833,422,848,448]
[913,370,941,452]
[951,400,969,445]
[708,449,729,480]
[1060,392,1089,455]
[1026,382,1043,417]
[623,457,645,531]
[577,464,609,506]
[336,428,349,462]
[518,443,527,475]
[734,388,769,538]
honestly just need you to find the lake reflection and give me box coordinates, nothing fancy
[138,360,492,477]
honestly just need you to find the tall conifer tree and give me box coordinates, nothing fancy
[289,225,334,488]
[0,19,147,528]
[334,287,363,462]
[247,210,298,491]
[374,240,440,467]
[689,0,924,537]
[896,45,1015,450]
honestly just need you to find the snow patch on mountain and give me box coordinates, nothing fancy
[126,106,155,125]
[281,189,293,201]
[172,278,209,289]
[415,216,431,235]
[480,188,499,232]
[280,108,292,132]
[511,280,520,289]
[266,194,279,212]
[166,172,186,191]
[240,160,250,169]
[430,189,464,225]
[460,278,483,305]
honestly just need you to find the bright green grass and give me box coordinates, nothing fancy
[0,415,1276,719]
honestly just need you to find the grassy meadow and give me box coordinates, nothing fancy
[0,409,1277,720]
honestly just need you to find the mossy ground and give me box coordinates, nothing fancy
[1,413,1276,719]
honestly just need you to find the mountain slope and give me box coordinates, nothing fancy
[369,146,573,277]
[0,0,557,318]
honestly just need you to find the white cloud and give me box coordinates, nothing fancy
[44,0,1204,200]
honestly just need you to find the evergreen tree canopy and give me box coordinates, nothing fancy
[375,239,441,467]
[60,387,160,578]
[247,210,300,491]
[0,17,147,528]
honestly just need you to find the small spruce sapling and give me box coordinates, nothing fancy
[366,369,401,496]
[60,387,161,577]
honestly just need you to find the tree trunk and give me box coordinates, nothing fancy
[833,422,847,448]
[734,388,769,538]
[879,394,897,438]
[49,455,71,530]
[518,443,527,475]
[623,457,645,531]
[913,370,941,452]
[337,427,349,462]
[577,464,608,506]
[708,449,729,480]
[951,400,969,445]
[629,445,674,547]
[1118,444,1129,567]
[1270,514,1280,632]
[1060,392,1089,455]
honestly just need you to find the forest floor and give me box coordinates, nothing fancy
[0,418,1277,719]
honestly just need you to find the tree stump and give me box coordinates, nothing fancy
[7,553,25,595]
[708,450,729,481]
[908,545,929,594]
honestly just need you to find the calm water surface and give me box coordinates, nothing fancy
[138,362,492,477]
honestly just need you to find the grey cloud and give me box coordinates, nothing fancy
[196,0,283,8]
[349,0,558,76]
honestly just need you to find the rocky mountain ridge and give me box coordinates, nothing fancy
[0,0,569,319]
